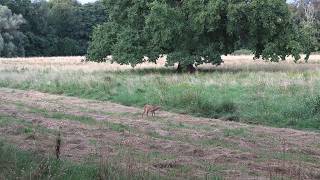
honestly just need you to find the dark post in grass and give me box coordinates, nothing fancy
[56,126,62,160]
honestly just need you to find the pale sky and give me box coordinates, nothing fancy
[78,0,97,4]
[77,0,294,4]
[76,0,294,5]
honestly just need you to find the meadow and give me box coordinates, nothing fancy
[1,55,320,179]
[1,55,320,130]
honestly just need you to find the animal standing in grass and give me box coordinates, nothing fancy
[142,105,161,117]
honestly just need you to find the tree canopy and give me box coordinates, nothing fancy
[289,0,319,60]
[0,0,317,60]
[87,0,318,71]
[0,0,106,57]
[0,5,25,57]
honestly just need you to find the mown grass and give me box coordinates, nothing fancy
[0,114,56,135]
[1,63,320,131]
[26,106,131,133]
[28,107,96,124]
[223,128,248,138]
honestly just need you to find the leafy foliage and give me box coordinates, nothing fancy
[289,0,319,60]
[87,0,314,69]
[0,0,106,57]
[0,5,25,57]
[0,0,317,59]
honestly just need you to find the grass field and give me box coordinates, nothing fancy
[1,55,320,130]
[1,55,320,179]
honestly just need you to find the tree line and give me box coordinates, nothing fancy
[0,0,106,57]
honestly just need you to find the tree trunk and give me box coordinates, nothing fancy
[186,64,196,74]
[177,63,182,73]
[177,63,196,74]
[176,63,196,73]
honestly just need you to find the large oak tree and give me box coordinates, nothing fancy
[87,0,311,72]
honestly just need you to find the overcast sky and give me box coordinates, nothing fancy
[78,0,294,4]
[78,0,97,4]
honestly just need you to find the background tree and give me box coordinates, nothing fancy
[87,0,314,72]
[0,0,106,57]
[24,0,56,56]
[289,0,319,60]
[0,0,52,56]
[47,0,82,55]
[0,5,25,57]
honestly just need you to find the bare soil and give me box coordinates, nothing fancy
[0,88,320,179]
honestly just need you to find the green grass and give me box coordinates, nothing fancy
[1,67,320,131]
[1,64,320,179]
[223,128,248,138]
[104,121,130,132]
[0,141,168,180]
[26,106,131,133]
[0,140,95,180]
[28,107,96,125]
[0,114,55,135]
[198,137,239,149]
[205,163,228,180]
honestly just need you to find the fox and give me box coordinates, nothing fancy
[142,104,161,117]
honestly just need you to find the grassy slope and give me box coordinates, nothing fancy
[0,68,320,131]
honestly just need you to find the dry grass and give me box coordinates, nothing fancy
[1,55,320,72]
[0,56,167,72]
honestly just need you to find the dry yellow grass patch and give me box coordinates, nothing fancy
[0,55,319,72]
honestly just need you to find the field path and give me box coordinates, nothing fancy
[0,88,320,179]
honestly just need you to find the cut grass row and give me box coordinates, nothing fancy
[9,101,243,149]
[7,100,320,167]
[15,99,253,146]
[20,103,131,133]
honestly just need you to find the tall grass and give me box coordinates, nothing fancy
[0,140,97,179]
[0,140,168,180]
[1,66,320,130]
